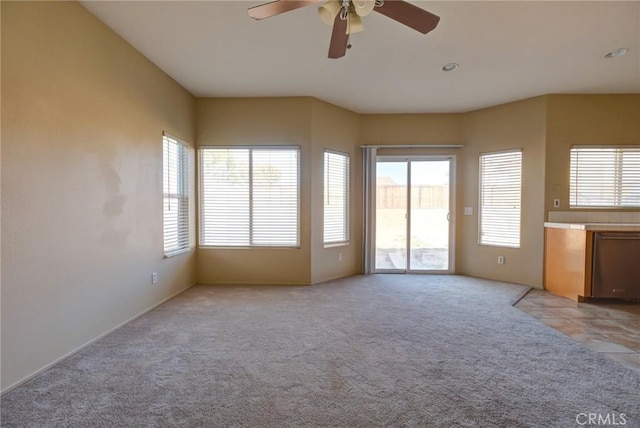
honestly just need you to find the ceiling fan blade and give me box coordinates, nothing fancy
[248,0,321,20]
[374,0,440,34]
[328,11,349,58]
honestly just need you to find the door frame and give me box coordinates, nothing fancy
[372,155,456,274]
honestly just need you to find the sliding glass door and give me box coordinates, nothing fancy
[374,157,454,273]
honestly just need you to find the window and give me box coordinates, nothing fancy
[479,150,522,248]
[163,133,190,257]
[199,147,299,247]
[570,146,640,208]
[324,150,350,245]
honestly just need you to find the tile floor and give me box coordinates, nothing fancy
[515,289,640,373]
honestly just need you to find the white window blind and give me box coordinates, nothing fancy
[163,134,190,257]
[570,146,640,208]
[479,150,522,248]
[199,147,299,247]
[324,151,350,244]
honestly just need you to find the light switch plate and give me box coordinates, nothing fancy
[464,207,473,216]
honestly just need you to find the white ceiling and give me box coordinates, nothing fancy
[81,1,640,113]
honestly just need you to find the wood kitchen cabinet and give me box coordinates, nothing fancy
[544,227,593,301]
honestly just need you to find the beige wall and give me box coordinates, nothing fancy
[195,97,314,285]
[195,107,468,284]
[359,113,464,146]
[195,97,364,285]
[358,113,465,273]
[359,103,547,286]
[310,99,362,283]
[1,2,196,391]
[3,0,639,395]
[459,97,547,287]
[545,94,640,214]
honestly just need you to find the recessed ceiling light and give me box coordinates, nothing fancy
[441,63,459,72]
[602,48,629,59]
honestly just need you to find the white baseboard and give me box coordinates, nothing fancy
[1,283,195,396]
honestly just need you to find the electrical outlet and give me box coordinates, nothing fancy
[464,207,473,216]
[553,199,560,208]
[337,253,343,262]
[152,272,158,284]
[497,256,505,265]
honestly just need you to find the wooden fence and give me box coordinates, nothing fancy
[377,185,449,209]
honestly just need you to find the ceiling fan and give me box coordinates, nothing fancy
[248,0,440,59]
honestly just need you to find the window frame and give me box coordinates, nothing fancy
[478,149,523,249]
[198,146,301,249]
[569,145,640,209]
[163,133,191,257]
[323,150,350,247]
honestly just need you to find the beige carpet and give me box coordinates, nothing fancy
[2,275,639,427]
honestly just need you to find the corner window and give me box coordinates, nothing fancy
[199,146,300,247]
[324,150,350,245]
[163,133,191,257]
[570,146,640,208]
[479,150,522,248]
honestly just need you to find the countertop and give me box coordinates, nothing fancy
[544,222,640,232]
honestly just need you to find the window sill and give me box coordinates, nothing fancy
[324,242,350,249]
[478,243,520,249]
[199,245,301,250]
[569,206,640,210]
[164,247,193,258]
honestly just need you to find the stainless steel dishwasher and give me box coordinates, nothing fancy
[591,232,640,299]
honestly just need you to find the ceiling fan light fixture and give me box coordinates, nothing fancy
[250,0,441,59]
[353,0,375,17]
[602,47,629,59]
[347,12,364,34]
[318,0,342,25]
